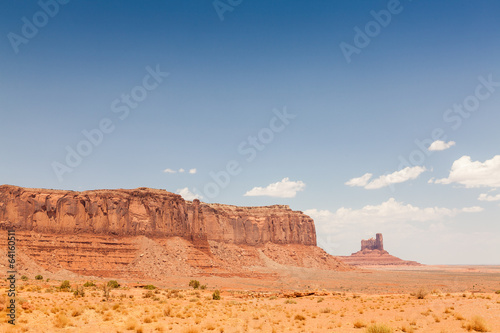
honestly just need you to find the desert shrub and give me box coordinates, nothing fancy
[102,284,111,300]
[73,286,85,297]
[415,288,428,299]
[35,275,43,280]
[60,280,71,290]
[354,319,366,328]
[83,281,96,287]
[465,316,489,332]
[189,280,200,289]
[53,313,71,328]
[107,280,120,288]
[21,275,28,281]
[294,314,306,321]
[212,289,221,300]
[71,308,83,317]
[365,323,393,333]
[200,284,207,290]
[495,290,500,294]
[144,284,156,290]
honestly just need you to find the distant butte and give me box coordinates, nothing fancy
[339,233,422,266]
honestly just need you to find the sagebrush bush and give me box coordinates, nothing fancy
[189,280,200,289]
[35,275,43,280]
[212,289,221,300]
[60,280,71,290]
[107,280,120,288]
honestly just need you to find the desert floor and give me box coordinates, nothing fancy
[1,265,499,333]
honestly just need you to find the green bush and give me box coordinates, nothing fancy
[83,281,96,287]
[189,280,200,289]
[200,284,207,290]
[35,275,43,280]
[144,284,156,290]
[212,289,221,300]
[107,280,120,289]
[60,280,71,290]
[21,275,28,281]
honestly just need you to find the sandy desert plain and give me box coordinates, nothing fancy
[0,264,499,333]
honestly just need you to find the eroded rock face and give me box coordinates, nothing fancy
[0,185,352,279]
[0,185,316,246]
[361,233,384,251]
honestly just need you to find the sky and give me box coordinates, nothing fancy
[1,0,500,265]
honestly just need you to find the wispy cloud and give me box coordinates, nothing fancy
[346,166,427,190]
[428,140,456,151]
[244,177,305,198]
[345,173,372,187]
[176,187,202,200]
[164,167,197,174]
[478,193,500,202]
[433,155,500,188]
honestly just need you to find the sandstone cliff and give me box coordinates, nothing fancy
[0,185,349,280]
[340,233,421,266]
[0,185,316,246]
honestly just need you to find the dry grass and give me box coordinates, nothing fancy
[53,313,71,328]
[465,316,489,332]
[415,288,428,299]
[365,323,393,333]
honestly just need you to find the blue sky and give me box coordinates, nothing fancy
[1,0,500,264]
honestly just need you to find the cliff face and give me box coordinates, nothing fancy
[0,185,351,280]
[0,185,316,246]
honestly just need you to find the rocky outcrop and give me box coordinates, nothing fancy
[0,185,316,246]
[340,233,421,266]
[0,185,350,280]
[361,233,384,251]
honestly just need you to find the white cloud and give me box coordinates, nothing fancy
[428,140,456,151]
[179,168,185,173]
[434,155,500,188]
[478,193,500,202]
[305,198,482,227]
[176,187,202,201]
[461,206,484,213]
[345,173,372,187]
[346,166,427,190]
[244,177,305,198]
[163,168,177,174]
